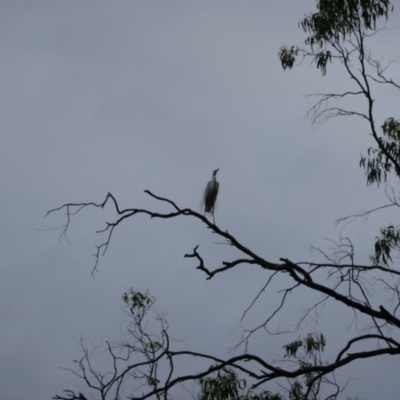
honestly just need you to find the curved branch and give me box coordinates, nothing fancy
[47,192,400,328]
[185,246,261,280]
[280,257,400,328]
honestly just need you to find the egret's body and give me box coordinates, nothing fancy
[203,168,219,224]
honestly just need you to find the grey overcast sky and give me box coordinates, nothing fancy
[1,1,400,399]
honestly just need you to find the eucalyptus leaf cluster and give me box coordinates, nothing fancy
[279,0,392,75]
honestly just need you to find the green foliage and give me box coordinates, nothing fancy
[301,0,392,47]
[278,46,298,71]
[312,50,332,75]
[288,382,303,400]
[144,341,162,351]
[282,334,326,400]
[147,376,160,387]
[197,367,245,400]
[247,393,284,400]
[360,118,400,186]
[197,336,327,400]
[371,225,400,266]
[197,368,284,400]
[283,333,326,358]
[122,289,155,316]
[278,0,392,75]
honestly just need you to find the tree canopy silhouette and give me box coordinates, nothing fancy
[51,1,400,399]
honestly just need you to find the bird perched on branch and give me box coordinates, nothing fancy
[203,168,219,224]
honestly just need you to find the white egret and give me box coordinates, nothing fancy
[203,168,219,224]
